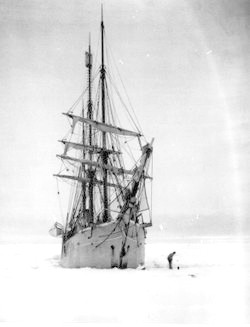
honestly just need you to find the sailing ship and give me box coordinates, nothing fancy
[50,11,154,269]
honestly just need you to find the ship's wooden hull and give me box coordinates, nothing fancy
[61,220,147,268]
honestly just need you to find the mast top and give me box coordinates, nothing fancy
[101,4,103,23]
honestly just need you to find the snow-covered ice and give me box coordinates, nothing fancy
[0,234,249,324]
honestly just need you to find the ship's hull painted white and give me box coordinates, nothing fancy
[61,221,146,268]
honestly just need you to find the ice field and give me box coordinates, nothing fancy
[0,234,249,324]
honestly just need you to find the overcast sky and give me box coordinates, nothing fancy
[0,0,249,238]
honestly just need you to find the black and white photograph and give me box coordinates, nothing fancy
[0,0,249,324]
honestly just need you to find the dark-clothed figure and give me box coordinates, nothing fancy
[167,251,176,269]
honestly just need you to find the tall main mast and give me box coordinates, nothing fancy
[101,7,109,222]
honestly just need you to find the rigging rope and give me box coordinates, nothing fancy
[56,179,64,221]
[150,150,153,223]
[67,70,99,114]
[105,37,145,138]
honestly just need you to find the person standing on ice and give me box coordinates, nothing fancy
[167,252,176,269]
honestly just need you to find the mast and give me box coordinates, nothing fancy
[101,6,109,222]
[86,34,94,224]
[81,104,86,221]
[81,37,89,222]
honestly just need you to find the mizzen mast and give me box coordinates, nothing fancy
[101,7,109,222]
[85,34,94,224]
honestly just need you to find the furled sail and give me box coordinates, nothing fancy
[60,140,121,155]
[49,222,64,237]
[63,113,142,137]
[57,154,135,175]
[53,173,125,189]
